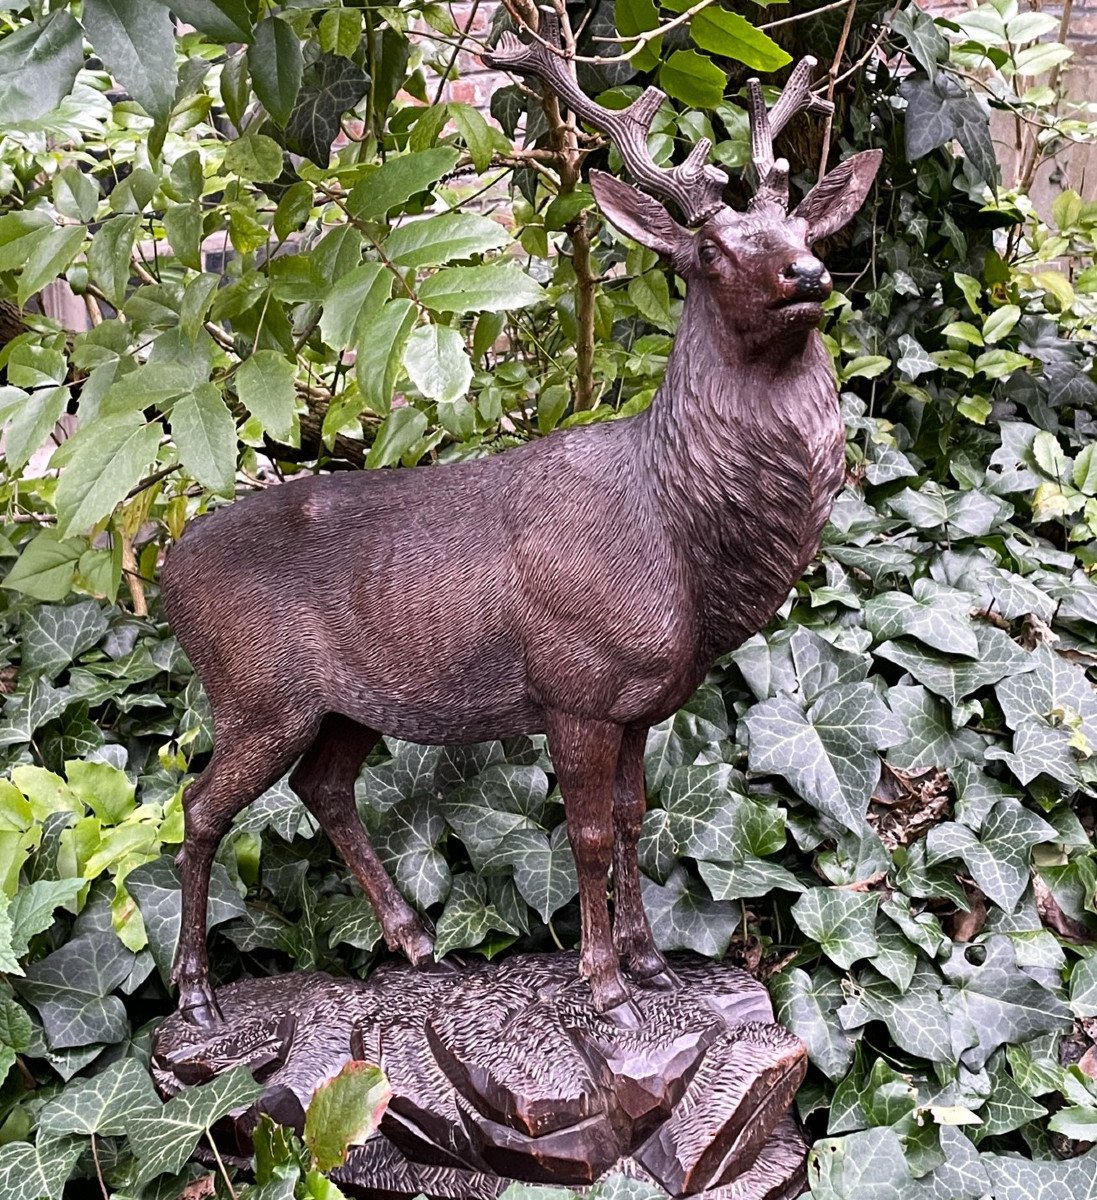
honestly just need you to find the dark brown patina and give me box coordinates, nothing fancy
[162,13,881,1027]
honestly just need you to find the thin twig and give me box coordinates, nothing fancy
[762,0,858,29]
[581,0,720,63]
[819,0,859,177]
[433,0,484,106]
[206,1132,239,1200]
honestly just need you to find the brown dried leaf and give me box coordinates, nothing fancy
[868,764,951,851]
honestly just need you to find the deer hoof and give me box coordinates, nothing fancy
[177,982,225,1028]
[637,965,682,991]
[599,997,643,1029]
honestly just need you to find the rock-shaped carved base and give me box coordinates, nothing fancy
[152,954,809,1198]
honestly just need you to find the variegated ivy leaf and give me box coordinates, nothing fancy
[868,917,917,992]
[699,858,803,900]
[791,889,879,971]
[641,867,739,957]
[989,645,1097,787]
[788,626,869,703]
[864,579,979,657]
[0,1135,82,1200]
[442,764,551,873]
[637,808,676,884]
[433,873,518,957]
[38,1057,159,1137]
[323,894,382,953]
[939,936,1072,1071]
[885,684,987,772]
[494,824,577,923]
[841,962,968,1066]
[925,798,1056,911]
[129,1066,265,1184]
[233,778,317,842]
[875,623,1032,706]
[367,796,450,910]
[769,965,854,1081]
[975,1054,1047,1140]
[744,681,905,833]
[982,1147,1097,1199]
[658,763,784,864]
[19,600,109,680]
[127,856,246,983]
[18,929,135,1050]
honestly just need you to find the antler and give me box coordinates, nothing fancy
[483,7,728,226]
[746,57,834,211]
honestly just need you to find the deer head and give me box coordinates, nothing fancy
[485,12,882,351]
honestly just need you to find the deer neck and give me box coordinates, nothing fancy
[638,286,845,657]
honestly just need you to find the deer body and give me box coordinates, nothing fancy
[167,23,880,1027]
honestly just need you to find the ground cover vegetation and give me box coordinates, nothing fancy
[0,0,1094,1196]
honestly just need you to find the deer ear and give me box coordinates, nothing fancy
[591,170,692,267]
[792,149,882,243]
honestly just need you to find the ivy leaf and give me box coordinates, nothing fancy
[495,825,578,923]
[885,684,986,772]
[641,867,739,956]
[129,1066,265,1182]
[303,1060,391,1172]
[83,0,177,124]
[0,1137,83,1200]
[0,11,83,123]
[900,74,996,185]
[170,383,237,498]
[442,764,549,872]
[9,878,83,957]
[770,965,854,1080]
[660,764,784,863]
[744,682,905,833]
[864,581,979,656]
[925,799,1056,910]
[990,646,1097,787]
[791,889,879,970]
[285,53,371,168]
[940,936,1072,1070]
[20,601,109,680]
[39,1058,160,1137]
[18,930,135,1049]
[419,264,545,314]
[875,624,1033,706]
[248,16,303,126]
[369,797,450,909]
[127,856,246,983]
[433,873,518,956]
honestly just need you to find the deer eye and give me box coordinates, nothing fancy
[698,242,719,265]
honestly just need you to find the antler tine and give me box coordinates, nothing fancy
[747,57,835,211]
[483,7,727,225]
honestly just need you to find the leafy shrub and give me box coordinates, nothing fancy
[0,1,1094,1198]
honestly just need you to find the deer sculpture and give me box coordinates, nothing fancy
[163,12,882,1029]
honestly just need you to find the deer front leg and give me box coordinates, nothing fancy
[612,726,679,990]
[546,710,640,1028]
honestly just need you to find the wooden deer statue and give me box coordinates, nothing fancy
[163,12,881,1028]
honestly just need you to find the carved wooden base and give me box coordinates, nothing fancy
[151,954,809,1199]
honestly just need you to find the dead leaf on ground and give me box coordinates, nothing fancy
[868,764,951,851]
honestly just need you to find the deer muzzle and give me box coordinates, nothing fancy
[777,257,832,305]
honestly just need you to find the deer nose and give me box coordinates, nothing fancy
[782,257,832,300]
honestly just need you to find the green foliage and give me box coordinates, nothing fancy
[0,0,1092,1196]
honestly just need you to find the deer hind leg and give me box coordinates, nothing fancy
[174,715,318,1027]
[546,710,640,1027]
[612,726,679,990]
[290,714,434,967]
